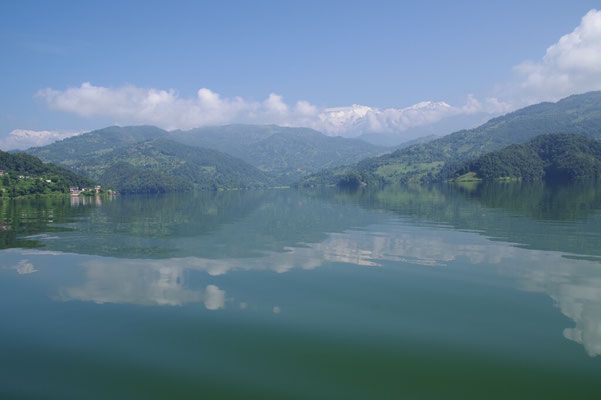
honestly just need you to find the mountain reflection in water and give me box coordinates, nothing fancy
[2,182,601,360]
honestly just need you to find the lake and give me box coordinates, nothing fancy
[1,182,601,399]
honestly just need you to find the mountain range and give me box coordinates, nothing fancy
[168,125,387,183]
[17,91,601,193]
[26,124,387,189]
[300,91,601,186]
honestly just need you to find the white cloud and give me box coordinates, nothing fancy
[0,129,82,151]
[35,82,506,137]
[20,9,601,143]
[509,9,601,103]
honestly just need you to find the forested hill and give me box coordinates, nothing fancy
[25,124,387,185]
[450,134,601,182]
[170,124,387,183]
[300,91,601,186]
[70,138,272,191]
[0,150,96,197]
[98,162,193,195]
[26,125,169,166]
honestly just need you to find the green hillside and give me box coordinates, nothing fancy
[99,162,192,194]
[0,150,97,197]
[169,124,281,150]
[70,138,271,191]
[301,91,601,186]
[26,125,169,167]
[26,124,387,186]
[451,134,601,182]
[170,124,387,183]
[357,133,438,148]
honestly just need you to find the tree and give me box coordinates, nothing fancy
[338,172,362,188]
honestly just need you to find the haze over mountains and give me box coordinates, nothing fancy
[168,125,387,182]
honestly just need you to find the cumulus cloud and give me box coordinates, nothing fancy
[22,9,601,142]
[35,82,508,137]
[0,129,82,151]
[509,9,601,103]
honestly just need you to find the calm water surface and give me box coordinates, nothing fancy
[1,183,601,399]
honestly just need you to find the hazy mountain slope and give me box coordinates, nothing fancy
[393,135,438,150]
[169,124,388,183]
[26,125,169,166]
[450,134,601,182]
[243,130,388,183]
[301,91,601,186]
[71,138,271,190]
[168,124,283,151]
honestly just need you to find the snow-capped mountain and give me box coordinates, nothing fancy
[315,101,458,137]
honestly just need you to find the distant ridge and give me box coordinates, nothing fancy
[27,125,169,166]
[169,124,387,183]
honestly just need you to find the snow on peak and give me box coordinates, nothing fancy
[316,101,459,135]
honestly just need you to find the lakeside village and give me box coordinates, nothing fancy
[0,169,115,199]
[68,185,118,207]
[69,186,103,196]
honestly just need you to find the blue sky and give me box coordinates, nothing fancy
[1,1,600,149]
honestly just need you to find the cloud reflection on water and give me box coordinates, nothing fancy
[2,259,38,274]
[502,256,601,357]
[49,222,601,356]
[58,261,225,309]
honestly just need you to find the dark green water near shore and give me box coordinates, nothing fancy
[2,182,601,399]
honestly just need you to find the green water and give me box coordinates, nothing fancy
[1,182,601,399]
